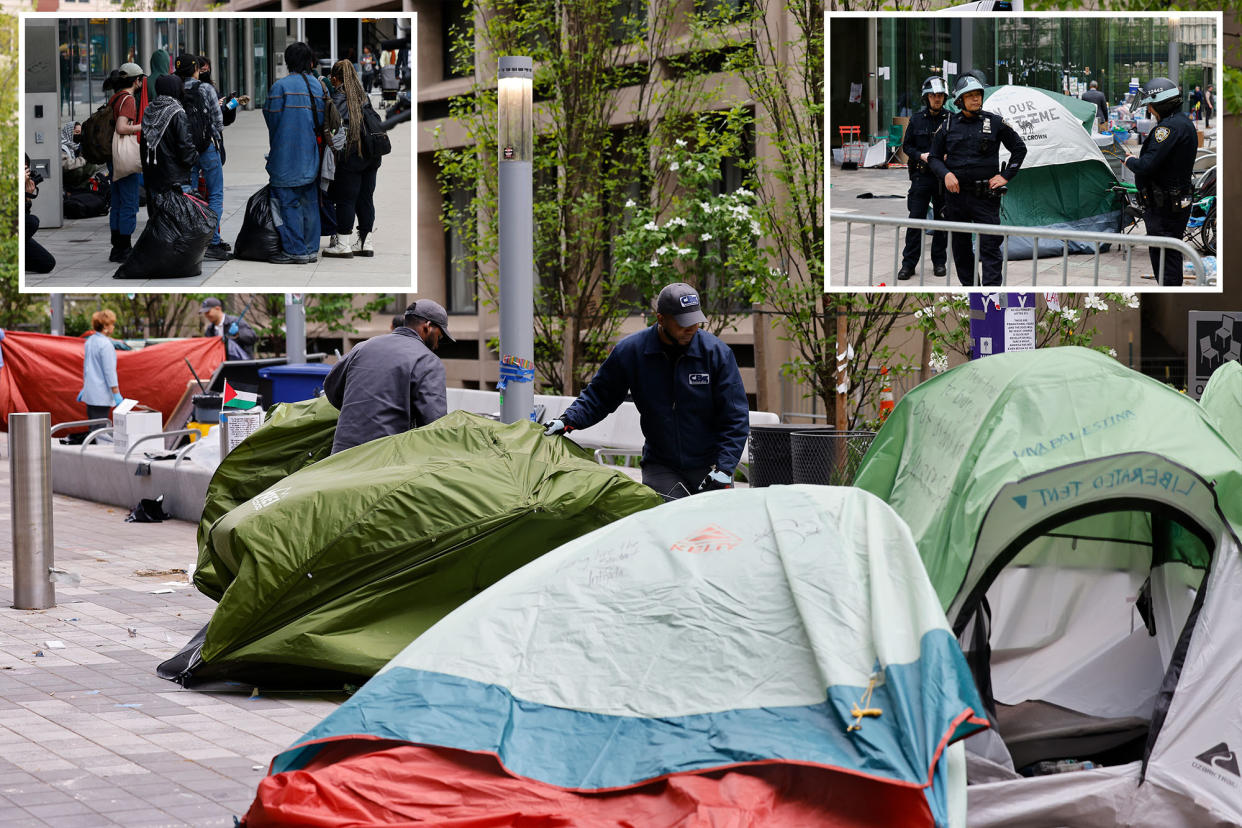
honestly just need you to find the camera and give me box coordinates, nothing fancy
[28,167,44,186]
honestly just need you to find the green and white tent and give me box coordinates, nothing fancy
[1200,360,1242,453]
[162,410,661,690]
[855,347,1242,826]
[984,86,1120,259]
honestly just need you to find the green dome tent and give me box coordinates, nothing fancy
[983,86,1120,259]
[163,411,661,690]
[194,395,338,600]
[1200,360,1242,453]
[855,347,1242,826]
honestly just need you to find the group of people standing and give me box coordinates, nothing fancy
[44,41,386,274]
[897,70,1197,287]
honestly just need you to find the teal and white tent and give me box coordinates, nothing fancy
[985,85,1120,259]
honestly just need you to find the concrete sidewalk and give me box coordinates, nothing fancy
[0,434,344,827]
[26,95,412,293]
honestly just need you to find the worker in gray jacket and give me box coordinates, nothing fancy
[323,298,450,454]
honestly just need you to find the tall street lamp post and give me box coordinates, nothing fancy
[498,56,535,424]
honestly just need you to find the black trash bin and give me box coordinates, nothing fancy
[748,424,832,487]
[790,430,877,486]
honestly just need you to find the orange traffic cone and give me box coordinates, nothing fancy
[879,367,894,422]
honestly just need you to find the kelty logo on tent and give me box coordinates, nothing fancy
[672,525,742,554]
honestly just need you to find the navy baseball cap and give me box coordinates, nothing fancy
[656,283,707,326]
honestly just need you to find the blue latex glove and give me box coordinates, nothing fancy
[112,392,124,407]
[227,322,239,336]
[542,418,569,437]
[698,468,733,492]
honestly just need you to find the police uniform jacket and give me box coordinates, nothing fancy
[1125,112,1196,194]
[902,107,948,179]
[560,325,750,474]
[927,110,1027,184]
[323,326,447,455]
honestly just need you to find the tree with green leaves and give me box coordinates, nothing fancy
[437,0,726,394]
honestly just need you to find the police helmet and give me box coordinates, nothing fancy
[1137,77,1181,114]
[921,75,948,100]
[953,74,986,108]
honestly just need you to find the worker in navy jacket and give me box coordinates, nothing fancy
[544,283,750,499]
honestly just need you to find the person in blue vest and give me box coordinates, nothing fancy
[543,283,749,499]
[1123,77,1198,286]
[898,75,950,281]
[927,74,1027,286]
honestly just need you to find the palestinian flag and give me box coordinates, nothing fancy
[223,380,259,410]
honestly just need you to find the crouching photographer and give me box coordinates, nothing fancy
[24,155,56,274]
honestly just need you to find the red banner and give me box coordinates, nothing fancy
[0,331,225,430]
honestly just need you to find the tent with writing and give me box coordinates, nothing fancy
[983,86,1121,260]
[243,486,988,828]
[855,346,1242,826]
[160,410,661,690]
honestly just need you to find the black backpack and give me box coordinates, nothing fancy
[359,103,391,160]
[80,96,120,164]
[181,79,214,154]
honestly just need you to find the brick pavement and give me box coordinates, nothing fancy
[0,434,344,827]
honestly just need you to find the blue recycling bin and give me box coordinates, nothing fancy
[258,363,333,404]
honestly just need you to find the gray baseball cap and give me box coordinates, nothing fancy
[405,299,455,343]
[656,283,707,327]
[117,62,145,80]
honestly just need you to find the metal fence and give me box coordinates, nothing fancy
[830,211,1209,287]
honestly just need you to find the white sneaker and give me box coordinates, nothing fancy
[323,233,354,258]
[354,231,375,258]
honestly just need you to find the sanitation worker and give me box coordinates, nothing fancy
[543,283,749,499]
[324,299,449,454]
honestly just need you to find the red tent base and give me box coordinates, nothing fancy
[243,741,933,827]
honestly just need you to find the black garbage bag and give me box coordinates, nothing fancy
[125,495,170,523]
[233,185,283,262]
[113,190,216,279]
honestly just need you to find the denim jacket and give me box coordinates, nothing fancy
[263,72,327,187]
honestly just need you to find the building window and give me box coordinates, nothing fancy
[446,187,477,314]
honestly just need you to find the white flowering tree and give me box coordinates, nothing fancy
[611,111,767,336]
[910,292,1140,373]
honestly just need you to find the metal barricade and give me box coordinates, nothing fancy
[830,210,1209,287]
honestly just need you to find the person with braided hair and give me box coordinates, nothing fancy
[323,59,383,258]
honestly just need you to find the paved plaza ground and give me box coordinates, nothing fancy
[0,434,344,826]
[828,126,1218,289]
[25,95,412,293]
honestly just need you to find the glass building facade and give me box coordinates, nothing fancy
[831,17,1215,145]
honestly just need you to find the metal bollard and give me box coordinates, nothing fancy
[11,412,55,609]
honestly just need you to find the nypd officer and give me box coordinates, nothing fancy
[927,74,1027,286]
[1123,77,1197,286]
[898,76,950,281]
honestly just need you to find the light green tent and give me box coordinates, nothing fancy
[163,411,661,689]
[1200,360,1242,452]
[983,85,1120,258]
[855,347,1242,826]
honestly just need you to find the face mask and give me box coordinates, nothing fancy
[199,70,212,85]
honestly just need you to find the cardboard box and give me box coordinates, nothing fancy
[114,408,163,454]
